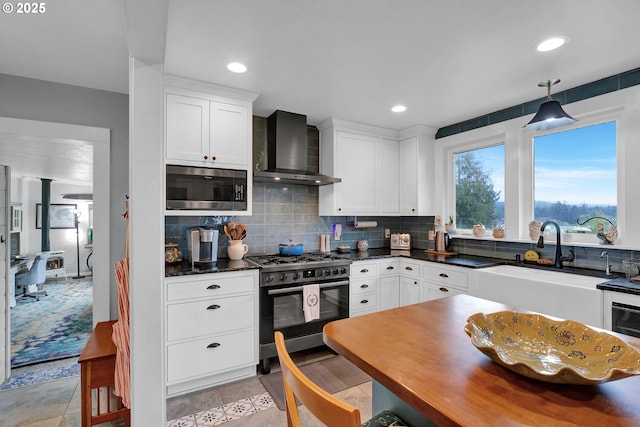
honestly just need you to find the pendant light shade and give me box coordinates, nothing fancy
[524,79,577,131]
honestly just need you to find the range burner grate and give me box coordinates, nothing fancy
[247,253,345,266]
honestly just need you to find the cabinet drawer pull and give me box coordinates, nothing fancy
[360,284,369,288]
[405,266,413,271]
[386,266,395,270]
[206,304,221,310]
[207,342,221,349]
[439,273,449,278]
[207,284,221,290]
[360,268,369,273]
[439,287,449,292]
[360,299,369,304]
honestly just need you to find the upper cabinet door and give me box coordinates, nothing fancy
[209,101,249,167]
[398,136,418,215]
[166,93,210,163]
[334,131,380,214]
[380,138,399,214]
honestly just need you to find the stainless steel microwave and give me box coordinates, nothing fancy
[166,165,247,210]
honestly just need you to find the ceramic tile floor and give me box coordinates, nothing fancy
[0,348,372,427]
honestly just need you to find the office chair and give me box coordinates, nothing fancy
[15,253,50,301]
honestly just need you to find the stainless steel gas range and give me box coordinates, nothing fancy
[246,253,352,374]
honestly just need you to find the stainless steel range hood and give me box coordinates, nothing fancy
[253,110,341,186]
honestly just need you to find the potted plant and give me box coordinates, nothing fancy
[492,223,505,238]
[445,216,454,233]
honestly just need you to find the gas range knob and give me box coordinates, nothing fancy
[317,269,323,277]
[293,272,300,280]
[325,269,331,276]
[340,267,347,274]
[280,273,287,281]
[265,275,274,283]
[333,268,339,275]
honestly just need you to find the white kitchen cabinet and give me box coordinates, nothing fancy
[399,276,421,306]
[381,138,399,214]
[349,260,379,316]
[421,262,469,301]
[319,118,435,216]
[164,269,258,396]
[379,276,400,310]
[166,93,250,168]
[398,136,418,215]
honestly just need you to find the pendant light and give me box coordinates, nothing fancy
[524,79,577,131]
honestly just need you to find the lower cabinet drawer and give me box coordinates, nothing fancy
[167,295,254,341]
[167,329,255,383]
[422,265,468,289]
[167,274,255,301]
[423,282,468,301]
[350,291,377,315]
[350,277,379,296]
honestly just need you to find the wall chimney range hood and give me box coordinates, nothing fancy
[253,110,341,186]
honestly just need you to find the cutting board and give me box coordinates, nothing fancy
[424,249,458,257]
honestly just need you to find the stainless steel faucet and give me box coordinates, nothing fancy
[536,220,575,269]
[600,251,611,276]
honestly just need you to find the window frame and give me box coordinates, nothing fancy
[439,102,627,246]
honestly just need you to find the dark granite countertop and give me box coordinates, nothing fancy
[165,249,639,296]
[597,277,640,295]
[165,258,260,277]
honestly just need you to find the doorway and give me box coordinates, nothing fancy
[0,117,110,383]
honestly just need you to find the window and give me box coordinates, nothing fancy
[454,144,505,229]
[534,121,617,238]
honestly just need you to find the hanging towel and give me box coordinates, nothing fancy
[303,284,320,322]
[112,198,131,409]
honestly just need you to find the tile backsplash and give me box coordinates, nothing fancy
[165,182,435,259]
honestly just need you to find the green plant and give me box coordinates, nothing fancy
[447,215,454,225]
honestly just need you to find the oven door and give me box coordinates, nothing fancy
[612,302,640,338]
[260,280,349,346]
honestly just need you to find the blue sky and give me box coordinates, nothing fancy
[466,121,616,206]
[534,121,616,206]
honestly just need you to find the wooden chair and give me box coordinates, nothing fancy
[274,331,407,427]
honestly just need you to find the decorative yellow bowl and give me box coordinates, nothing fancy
[465,311,640,385]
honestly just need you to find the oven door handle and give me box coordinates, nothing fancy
[267,280,350,296]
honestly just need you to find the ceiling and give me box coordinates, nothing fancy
[1,0,640,180]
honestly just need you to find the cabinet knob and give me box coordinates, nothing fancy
[338,208,342,211]
[412,208,415,212]
[207,342,221,348]
[206,304,221,310]
[203,155,208,160]
[439,287,449,292]
[207,284,221,290]
[413,281,418,285]
[439,273,449,278]
[360,299,369,304]
[360,284,369,288]
[212,156,217,161]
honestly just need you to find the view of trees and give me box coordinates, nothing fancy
[455,153,617,232]
[455,152,500,229]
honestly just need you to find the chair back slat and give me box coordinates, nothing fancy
[274,331,362,427]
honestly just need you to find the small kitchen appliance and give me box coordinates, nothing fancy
[390,233,411,250]
[187,226,219,266]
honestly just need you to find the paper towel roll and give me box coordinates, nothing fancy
[354,221,377,228]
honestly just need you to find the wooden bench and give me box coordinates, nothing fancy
[78,320,130,427]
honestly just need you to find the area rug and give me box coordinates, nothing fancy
[259,355,371,411]
[0,362,80,390]
[11,279,93,368]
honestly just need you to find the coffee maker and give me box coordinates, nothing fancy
[187,226,219,266]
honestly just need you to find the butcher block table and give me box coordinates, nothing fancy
[323,294,640,427]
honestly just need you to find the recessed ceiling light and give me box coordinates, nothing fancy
[391,105,407,113]
[536,36,568,52]
[227,62,248,73]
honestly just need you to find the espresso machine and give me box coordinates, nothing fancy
[187,226,219,266]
